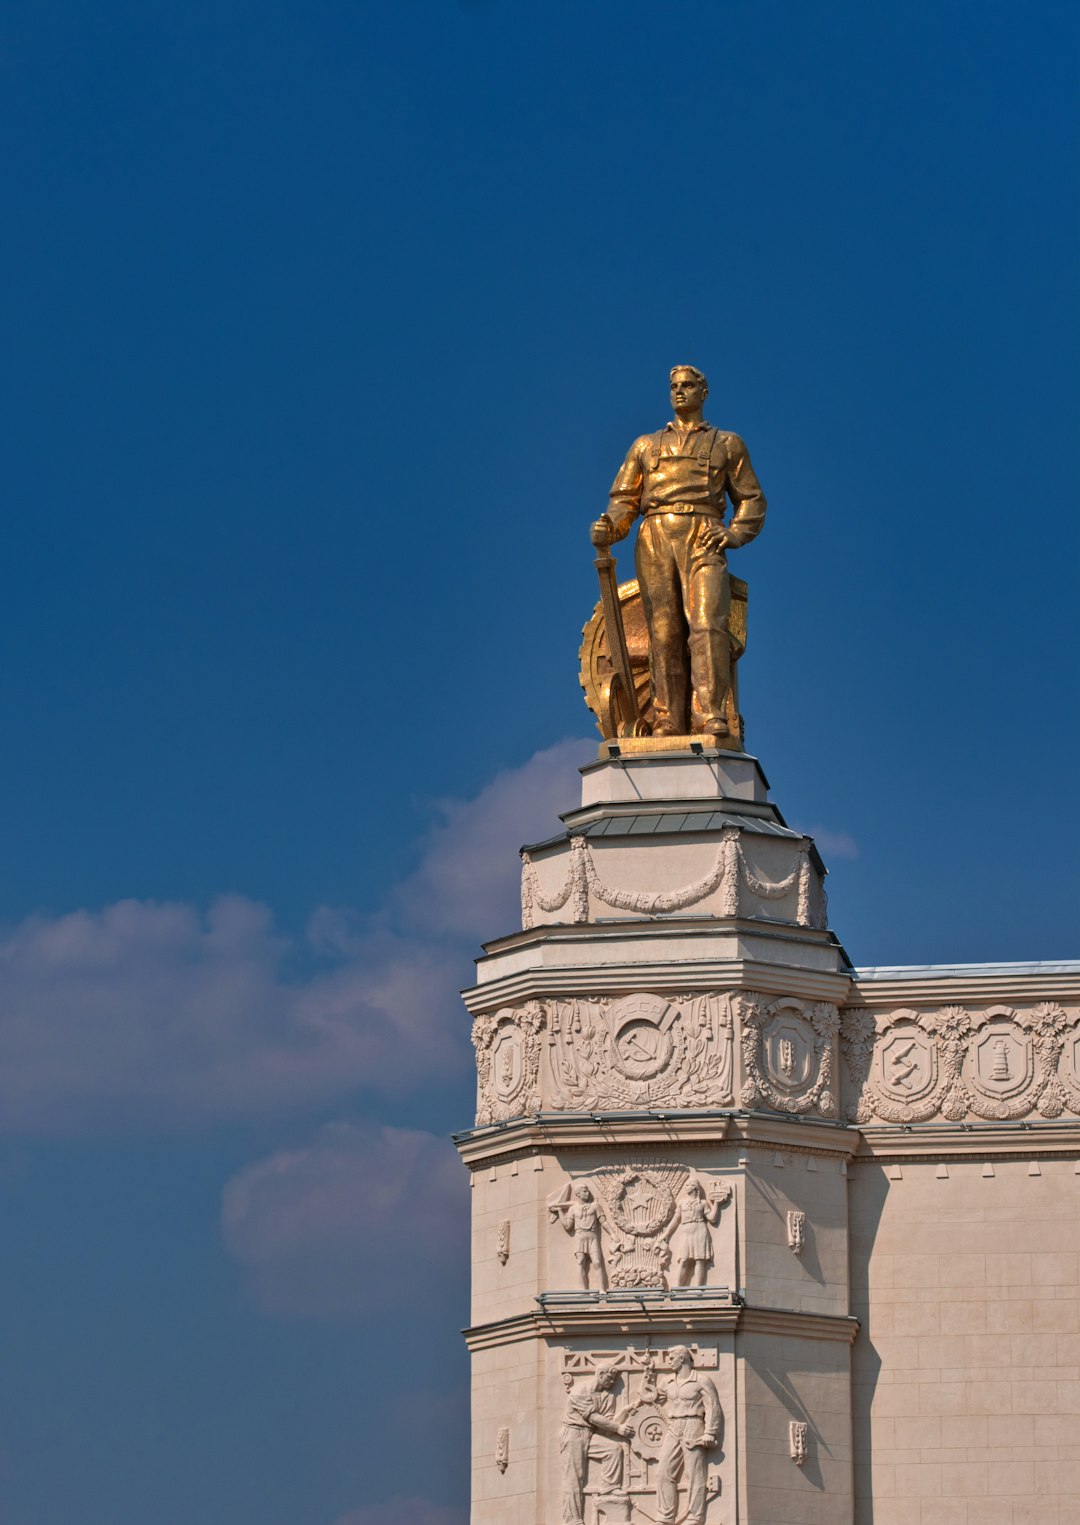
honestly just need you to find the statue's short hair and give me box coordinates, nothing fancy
[670,364,708,391]
[594,1364,616,1385]
[669,1344,693,1367]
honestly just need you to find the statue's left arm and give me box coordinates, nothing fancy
[723,434,767,549]
[699,1376,722,1446]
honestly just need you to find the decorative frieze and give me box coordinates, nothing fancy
[521,826,824,929]
[841,1001,1080,1124]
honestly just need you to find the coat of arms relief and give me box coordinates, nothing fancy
[548,1161,733,1291]
[472,1001,545,1125]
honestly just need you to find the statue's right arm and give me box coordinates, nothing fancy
[603,435,649,542]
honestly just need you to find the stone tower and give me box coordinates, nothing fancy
[456,744,1080,1523]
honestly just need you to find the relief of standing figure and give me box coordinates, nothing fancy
[549,1181,608,1291]
[644,1345,722,1525]
[671,1179,731,1287]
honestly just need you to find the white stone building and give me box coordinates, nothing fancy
[457,748,1080,1524]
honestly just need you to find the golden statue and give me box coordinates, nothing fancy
[580,365,766,751]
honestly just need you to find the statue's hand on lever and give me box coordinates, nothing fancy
[590,515,616,548]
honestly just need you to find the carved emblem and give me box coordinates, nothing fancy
[612,1018,674,1081]
[495,1426,509,1473]
[740,996,839,1117]
[548,992,734,1111]
[496,1221,510,1266]
[473,1002,545,1125]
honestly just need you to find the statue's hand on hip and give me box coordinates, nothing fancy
[699,523,730,556]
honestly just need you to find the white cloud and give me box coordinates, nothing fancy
[221,1122,468,1316]
[331,1502,466,1525]
[392,739,586,940]
[0,740,588,1134]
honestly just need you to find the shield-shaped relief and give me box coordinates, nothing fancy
[877,1027,937,1102]
[1064,1030,1080,1091]
[970,1024,1033,1100]
[492,1025,525,1104]
[764,1014,815,1093]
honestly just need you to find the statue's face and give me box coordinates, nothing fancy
[670,370,706,413]
[595,1368,615,1391]
[575,1185,592,1202]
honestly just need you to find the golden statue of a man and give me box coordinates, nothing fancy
[590,365,767,738]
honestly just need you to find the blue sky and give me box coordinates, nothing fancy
[0,1,1077,1521]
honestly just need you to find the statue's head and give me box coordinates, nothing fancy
[573,1183,593,1202]
[670,364,708,411]
[594,1365,617,1391]
[685,1180,705,1198]
[669,1344,693,1372]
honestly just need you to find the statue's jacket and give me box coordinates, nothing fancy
[608,420,767,546]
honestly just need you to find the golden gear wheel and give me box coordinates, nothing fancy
[578,576,749,743]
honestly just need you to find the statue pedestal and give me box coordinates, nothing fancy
[459,750,859,1524]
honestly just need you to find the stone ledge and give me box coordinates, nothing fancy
[463,939,851,1013]
[454,1109,862,1168]
[854,1120,1080,1160]
[463,1300,859,1351]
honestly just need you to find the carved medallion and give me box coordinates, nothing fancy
[971,1024,1032,1100]
[612,1019,674,1081]
[877,1026,937,1104]
[764,1014,815,1093]
[1067,1031,1080,1092]
[492,1026,525,1104]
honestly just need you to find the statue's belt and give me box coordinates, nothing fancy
[642,504,725,519]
